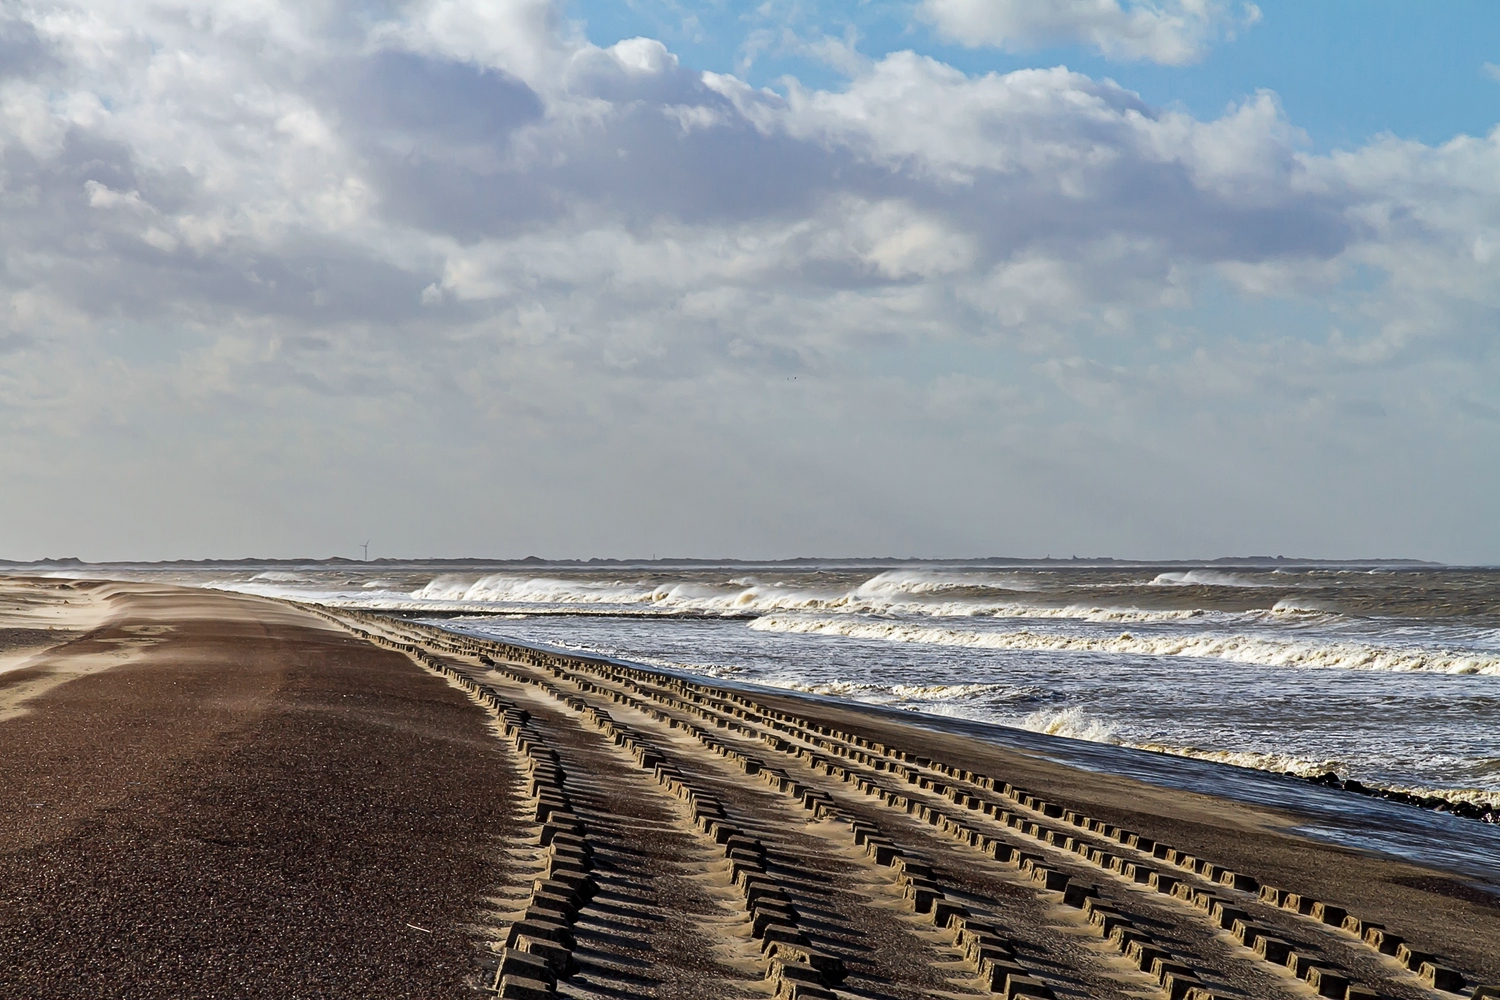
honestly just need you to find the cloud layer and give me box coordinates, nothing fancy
[919,0,1261,65]
[0,0,1496,560]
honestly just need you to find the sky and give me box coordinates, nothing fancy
[0,0,1498,563]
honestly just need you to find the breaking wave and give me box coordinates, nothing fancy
[1150,570,1268,588]
[411,574,662,604]
[1270,597,1336,614]
[1020,707,1120,744]
[399,572,1222,624]
[248,571,315,583]
[887,681,1016,700]
[710,674,1044,726]
[1123,745,1500,810]
[747,615,1500,675]
[1130,743,1347,777]
[852,569,1037,596]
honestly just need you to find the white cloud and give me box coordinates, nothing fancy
[919,0,1261,65]
[0,0,1495,561]
[376,0,576,88]
[607,36,678,75]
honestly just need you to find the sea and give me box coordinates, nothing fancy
[41,558,1499,814]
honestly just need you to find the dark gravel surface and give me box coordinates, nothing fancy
[0,627,69,653]
[0,588,519,999]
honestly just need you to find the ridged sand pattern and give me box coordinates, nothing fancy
[308,604,1496,1000]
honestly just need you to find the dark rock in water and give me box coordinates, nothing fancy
[1337,782,1500,826]
[1309,772,1342,788]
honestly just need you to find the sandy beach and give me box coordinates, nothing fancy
[0,578,1495,999]
[0,579,520,997]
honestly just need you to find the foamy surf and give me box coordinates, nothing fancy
[1119,745,1500,813]
[852,569,1037,595]
[738,676,1037,707]
[195,565,1380,632]
[1020,706,1121,744]
[1128,743,1349,779]
[747,614,1500,676]
[1150,570,1270,587]
[385,572,1242,623]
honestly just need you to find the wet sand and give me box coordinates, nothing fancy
[0,579,1495,999]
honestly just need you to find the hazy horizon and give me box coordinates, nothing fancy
[1,554,1455,567]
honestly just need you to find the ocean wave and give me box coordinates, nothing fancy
[397,572,1224,623]
[204,579,360,603]
[1150,570,1269,588]
[1373,784,1500,811]
[767,678,874,698]
[1130,743,1347,777]
[411,573,851,611]
[197,567,1358,628]
[1270,598,1336,614]
[853,569,1037,596]
[747,615,1500,675]
[1128,744,1500,805]
[411,573,657,604]
[723,674,1042,716]
[887,681,1026,701]
[1020,706,1120,744]
[1039,605,1205,623]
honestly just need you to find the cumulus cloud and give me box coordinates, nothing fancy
[0,0,1495,560]
[919,0,1261,65]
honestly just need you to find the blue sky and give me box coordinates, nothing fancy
[569,0,1500,149]
[0,0,1498,562]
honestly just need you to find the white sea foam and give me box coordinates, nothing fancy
[411,574,650,604]
[1150,570,1268,588]
[389,572,1235,626]
[410,573,847,611]
[1375,785,1500,811]
[886,681,1015,700]
[1270,598,1335,614]
[204,578,358,603]
[1040,605,1205,623]
[710,673,1040,722]
[1127,744,1500,807]
[769,678,874,698]
[853,569,1036,596]
[747,615,1500,675]
[1130,743,1346,777]
[1020,706,1120,744]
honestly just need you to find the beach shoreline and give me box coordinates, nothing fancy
[0,577,1494,998]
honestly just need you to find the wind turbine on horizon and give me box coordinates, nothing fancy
[361,540,370,561]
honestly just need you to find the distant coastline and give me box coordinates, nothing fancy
[0,555,1446,568]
